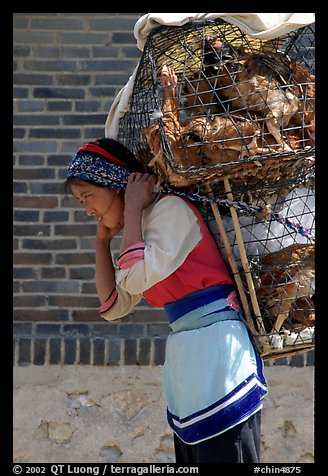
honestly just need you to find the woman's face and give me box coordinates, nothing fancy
[70,180,124,229]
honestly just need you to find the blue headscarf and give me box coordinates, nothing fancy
[66,153,130,190]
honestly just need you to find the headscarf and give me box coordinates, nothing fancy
[66,139,142,190]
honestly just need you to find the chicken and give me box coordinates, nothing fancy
[144,65,272,186]
[289,295,315,327]
[200,36,302,153]
[286,60,315,149]
[144,66,199,187]
[255,243,315,334]
[186,114,272,165]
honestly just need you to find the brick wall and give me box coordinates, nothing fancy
[13,13,314,368]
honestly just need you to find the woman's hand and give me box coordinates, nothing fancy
[120,173,157,253]
[124,173,157,213]
[96,221,122,245]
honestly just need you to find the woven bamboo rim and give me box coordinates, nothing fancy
[164,149,314,194]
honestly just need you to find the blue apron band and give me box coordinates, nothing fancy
[164,284,244,332]
[164,284,235,324]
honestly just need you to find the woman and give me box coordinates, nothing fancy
[65,137,268,464]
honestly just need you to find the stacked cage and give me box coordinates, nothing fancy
[118,18,315,359]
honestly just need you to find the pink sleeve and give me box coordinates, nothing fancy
[117,242,146,270]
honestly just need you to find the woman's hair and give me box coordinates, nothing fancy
[88,138,144,173]
[64,138,144,195]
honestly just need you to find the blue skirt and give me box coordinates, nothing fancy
[163,285,268,445]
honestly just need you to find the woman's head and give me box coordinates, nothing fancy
[65,138,143,192]
[65,138,144,228]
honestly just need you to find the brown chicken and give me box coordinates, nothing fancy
[255,243,315,334]
[287,60,315,149]
[144,65,272,186]
[289,295,315,327]
[200,36,302,153]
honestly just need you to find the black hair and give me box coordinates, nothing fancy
[94,138,144,173]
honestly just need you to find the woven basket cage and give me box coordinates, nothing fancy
[118,18,315,359]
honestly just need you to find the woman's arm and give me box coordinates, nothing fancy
[117,195,202,295]
[95,221,123,304]
[120,173,157,253]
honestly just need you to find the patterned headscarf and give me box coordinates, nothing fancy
[66,140,138,190]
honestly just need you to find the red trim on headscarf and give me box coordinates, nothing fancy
[77,143,128,169]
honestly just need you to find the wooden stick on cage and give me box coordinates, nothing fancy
[222,177,272,355]
[205,184,263,354]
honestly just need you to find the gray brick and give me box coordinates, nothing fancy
[13,182,28,193]
[93,338,105,365]
[13,128,26,139]
[33,339,47,365]
[33,87,85,99]
[306,350,315,366]
[43,211,70,222]
[33,46,61,58]
[29,280,80,293]
[13,87,29,98]
[49,338,62,364]
[13,323,33,336]
[47,101,73,111]
[29,128,81,139]
[31,18,85,30]
[56,74,91,86]
[18,338,32,365]
[64,338,77,364]
[69,267,95,280]
[92,46,119,58]
[58,32,109,45]
[13,268,38,279]
[41,267,66,279]
[138,338,151,366]
[90,18,137,31]
[18,155,45,166]
[79,338,91,364]
[112,32,136,44]
[18,100,44,112]
[290,354,305,367]
[13,140,58,153]
[14,210,40,221]
[22,238,76,250]
[76,101,101,112]
[119,323,145,338]
[14,225,52,237]
[14,115,60,126]
[153,338,166,365]
[62,114,106,126]
[35,324,61,336]
[108,338,121,365]
[13,46,31,57]
[62,47,91,58]
[13,31,55,44]
[13,73,53,85]
[80,59,133,72]
[89,86,117,97]
[63,324,90,337]
[92,323,118,337]
[124,338,137,365]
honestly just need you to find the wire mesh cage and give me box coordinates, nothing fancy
[118,18,315,193]
[117,18,315,359]
[205,183,315,359]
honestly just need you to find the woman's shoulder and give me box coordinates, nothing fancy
[145,193,198,223]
